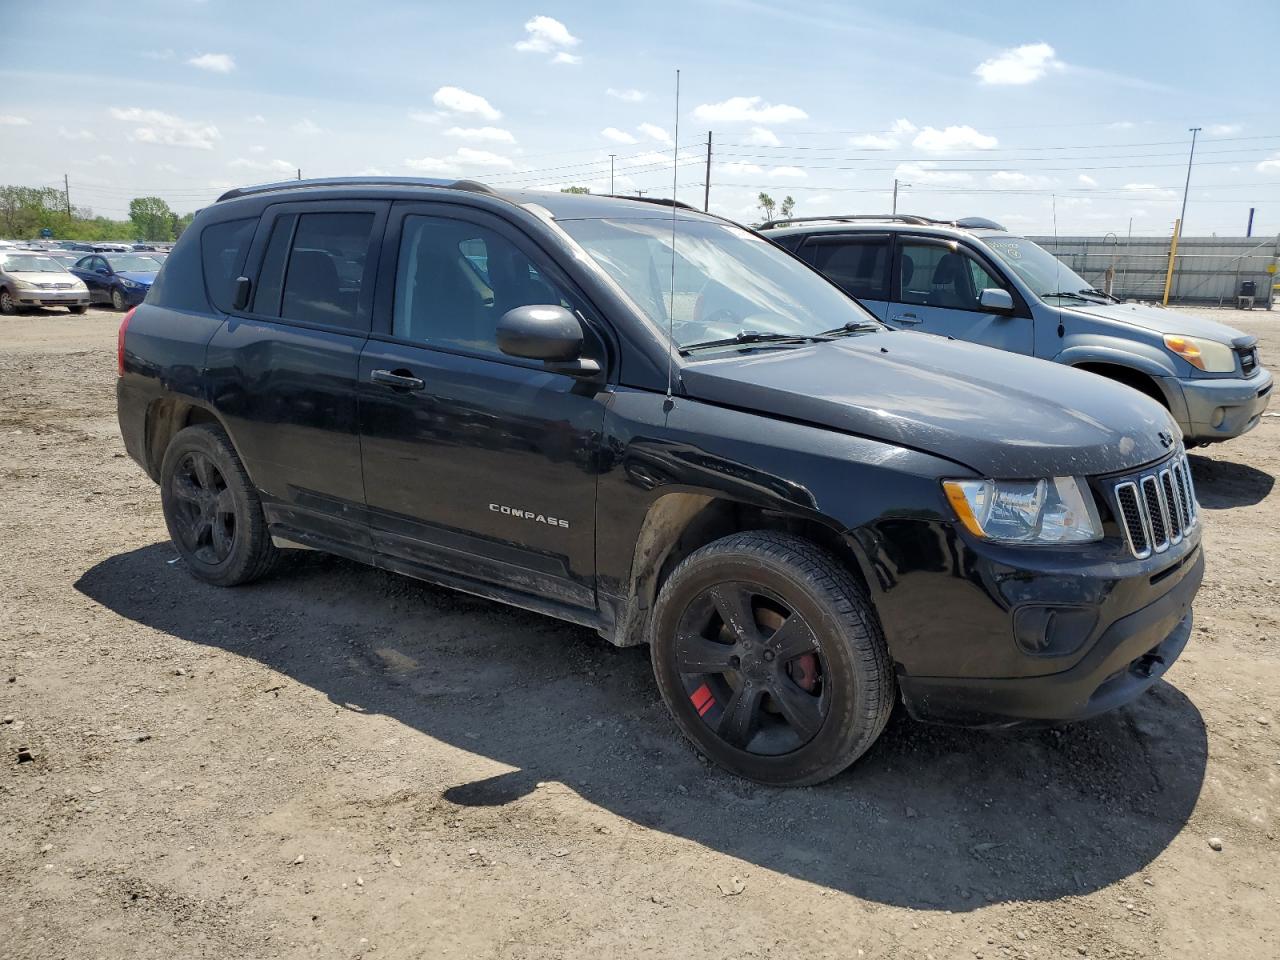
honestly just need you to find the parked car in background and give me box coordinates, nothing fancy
[92,242,131,253]
[116,178,1202,785]
[70,252,161,309]
[45,252,85,269]
[762,214,1273,445]
[0,251,89,314]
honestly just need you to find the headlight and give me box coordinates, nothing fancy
[72,279,87,290]
[943,477,1103,544]
[1163,334,1236,373]
[12,278,35,289]
[118,277,141,289]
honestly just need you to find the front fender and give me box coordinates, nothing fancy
[1053,338,1178,379]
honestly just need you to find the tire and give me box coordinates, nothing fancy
[111,288,126,311]
[0,288,17,316]
[159,423,279,587]
[650,531,894,786]
[68,305,88,315]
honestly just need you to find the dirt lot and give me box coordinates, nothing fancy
[1,306,1277,960]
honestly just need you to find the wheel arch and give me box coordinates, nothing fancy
[142,396,236,482]
[606,491,874,647]
[1071,360,1172,409]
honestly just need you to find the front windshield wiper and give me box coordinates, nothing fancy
[817,320,884,338]
[679,330,826,355]
[1042,290,1094,303]
[1080,287,1121,303]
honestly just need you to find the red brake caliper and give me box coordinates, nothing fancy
[788,653,819,691]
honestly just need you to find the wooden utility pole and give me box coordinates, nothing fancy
[64,174,71,217]
[1162,218,1182,305]
[704,130,712,212]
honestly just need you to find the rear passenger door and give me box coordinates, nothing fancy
[888,237,1032,353]
[357,202,609,611]
[204,200,388,553]
[795,233,892,319]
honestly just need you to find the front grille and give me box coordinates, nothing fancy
[1239,347,1258,376]
[36,282,73,290]
[1113,452,1198,559]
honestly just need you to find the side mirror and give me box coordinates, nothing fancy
[979,287,1014,312]
[497,305,601,378]
[96,267,109,276]
[232,276,252,311]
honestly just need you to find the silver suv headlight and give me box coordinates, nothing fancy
[943,477,1103,544]
[1163,334,1236,373]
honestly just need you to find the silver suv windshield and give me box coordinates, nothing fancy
[556,216,879,349]
[982,234,1096,301]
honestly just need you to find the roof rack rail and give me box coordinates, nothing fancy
[603,194,700,211]
[215,176,497,203]
[757,213,941,230]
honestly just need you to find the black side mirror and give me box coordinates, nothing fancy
[96,267,109,276]
[497,305,601,378]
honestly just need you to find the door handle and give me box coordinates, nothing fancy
[890,313,922,325]
[370,368,425,391]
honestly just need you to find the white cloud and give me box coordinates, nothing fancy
[974,42,1063,85]
[58,127,95,141]
[246,114,266,125]
[188,52,235,73]
[719,161,764,176]
[1257,155,1280,173]
[230,157,296,174]
[638,122,671,143]
[1078,174,1098,187]
[692,96,808,125]
[625,151,673,168]
[357,167,394,176]
[445,126,516,143]
[912,125,998,152]
[987,171,1036,186]
[292,118,324,136]
[1207,123,1242,136]
[405,148,516,175]
[744,127,781,147]
[404,156,453,174]
[0,115,31,126]
[515,15,580,63]
[602,127,638,144]
[432,86,501,121]
[766,166,805,179]
[1123,183,1178,199]
[109,106,220,150]
[849,118,917,150]
[607,88,646,102]
[894,162,972,185]
[455,147,515,168]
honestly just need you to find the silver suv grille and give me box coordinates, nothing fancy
[1113,453,1198,559]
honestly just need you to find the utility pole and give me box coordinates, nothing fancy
[1247,207,1256,238]
[703,130,712,212]
[634,189,648,198]
[609,154,616,194]
[63,174,71,217]
[892,178,910,214]
[1178,127,1200,237]
[297,168,302,181]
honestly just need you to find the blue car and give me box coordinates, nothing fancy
[70,253,162,310]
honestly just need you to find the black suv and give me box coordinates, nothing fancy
[117,178,1203,786]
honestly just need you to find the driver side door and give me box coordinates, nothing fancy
[889,237,1032,354]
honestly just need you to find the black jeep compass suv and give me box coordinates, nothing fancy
[116,178,1203,786]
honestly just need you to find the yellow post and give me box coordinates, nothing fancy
[1162,218,1181,305]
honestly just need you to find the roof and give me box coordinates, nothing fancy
[760,214,1008,238]
[215,176,721,223]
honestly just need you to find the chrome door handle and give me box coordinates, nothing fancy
[370,369,425,391]
[891,314,921,325]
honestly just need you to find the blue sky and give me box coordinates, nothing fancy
[2,0,1275,235]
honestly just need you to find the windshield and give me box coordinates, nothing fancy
[982,234,1092,300]
[1,255,68,273]
[556,217,878,349]
[105,254,162,273]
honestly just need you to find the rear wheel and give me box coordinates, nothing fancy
[68,305,87,315]
[110,288,126,311]
[159,424,278,586]
[650,531,894,786]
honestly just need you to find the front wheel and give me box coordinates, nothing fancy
[159,423,278,586]
[68,305,88,315]
[0,288,17,315]
[110,288,126,311]
[650,532,894,786]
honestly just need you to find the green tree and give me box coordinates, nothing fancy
[129,196,176,241]
[173,211,197,238]
[757,192,776,223]
[779,195,796,219]
[560,185,591,194]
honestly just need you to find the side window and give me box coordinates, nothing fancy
[200,218,256,313]
[393,215,571,358]
[806,237,890,301]
[898,241,1001,312]
[253,211,375,331]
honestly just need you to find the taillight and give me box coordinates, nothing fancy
[117,306,137,377]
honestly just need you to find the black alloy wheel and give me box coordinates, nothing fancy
[167,450,238,565]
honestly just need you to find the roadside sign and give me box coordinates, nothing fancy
[1268,263,1278,274]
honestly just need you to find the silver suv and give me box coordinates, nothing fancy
[762,215,1273,445]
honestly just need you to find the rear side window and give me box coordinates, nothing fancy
[253,211,375,331]
[201,218,256,313]
[804,236,891,301]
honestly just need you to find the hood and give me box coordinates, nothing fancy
[1063,300,1255,347]
[117,271,157,285]
[8,271,83,285]
[679,331,1178,478]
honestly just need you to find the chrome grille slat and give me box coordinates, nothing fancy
[1112,452,1198,559]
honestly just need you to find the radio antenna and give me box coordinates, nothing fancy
[666,68,680,401]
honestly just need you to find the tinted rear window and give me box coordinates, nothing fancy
[201,218,256,312]
[253,212,374,331]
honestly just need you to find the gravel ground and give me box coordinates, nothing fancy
[1,305,1277,960]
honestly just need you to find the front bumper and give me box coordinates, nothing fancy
[1175,368,1273,442]
[116,285,149,306]
[898,547,1201,726]
[15,288,89,307]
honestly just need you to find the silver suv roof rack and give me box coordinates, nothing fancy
[216,176,499,203]
[758,213,1007,232]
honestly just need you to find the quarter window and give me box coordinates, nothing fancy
[393,215,571,357]
[253,211,375,331]
[803,236,891,300]
[200,218,256,313]
[898,241,1005,312]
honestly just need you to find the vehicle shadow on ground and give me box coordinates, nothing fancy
[1188,454,1275,509]
[76,543,1208,912]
